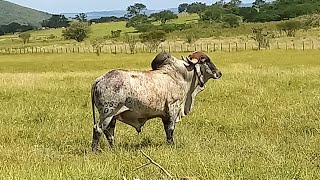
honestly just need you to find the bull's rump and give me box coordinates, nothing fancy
[94,69,186,117]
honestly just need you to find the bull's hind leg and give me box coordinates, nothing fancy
[92,113,114,151]
[103,116,116,147]
[92,105,129,151]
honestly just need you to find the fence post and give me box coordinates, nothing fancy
[213,43,216,52]
[312,41,314,49]
[115,46,117,54]
[194,44,196,51]
[236,43,238,52]
[244,43,247,51]
[293,42,295,50]
[258,43,261,50]
[285,42,287,50]
[206,44,209,52]
[277,42,279,49]
[302,41,305,51]
[228,43,231,52]
[220,43,223,51]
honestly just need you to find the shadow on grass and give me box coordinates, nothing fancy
[65,136,186,156]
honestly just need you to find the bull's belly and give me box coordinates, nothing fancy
[117,109,163,131]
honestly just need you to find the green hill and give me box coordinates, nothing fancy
[0,0,52,27]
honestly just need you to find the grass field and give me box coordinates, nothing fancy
[0,50,320,179]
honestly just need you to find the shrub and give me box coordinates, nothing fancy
[124,34,139,54]
[251,27,270,49]
[111,30,122,38]
[134,23,156,32]
[276,20,303,37]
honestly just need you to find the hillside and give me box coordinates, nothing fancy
[0,0,52,27]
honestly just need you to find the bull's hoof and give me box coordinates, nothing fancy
[92,144,102,153]
[166,139,174,145]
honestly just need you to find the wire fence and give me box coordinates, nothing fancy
[0,41,319,55]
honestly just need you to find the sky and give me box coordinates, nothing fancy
[6,0,255,14]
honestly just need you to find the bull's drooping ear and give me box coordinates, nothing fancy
[195,64,204,87]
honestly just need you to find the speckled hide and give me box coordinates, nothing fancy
[91,52,222,151]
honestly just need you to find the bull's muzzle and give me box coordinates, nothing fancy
[213,71,222,79]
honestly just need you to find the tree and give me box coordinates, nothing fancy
[62,22,91,42]
[18,33,31,44]
[41,15,70,28]
[238,7,258,22]
[215,0,225,5]
[139,30,166,52]
[178,3,189,13]
[186,2,207,14]
[252,0,266,8]
[228,0,242,6]
[150,10,178,24]
[221,14,242,27]
[74,13,87,22]
[126,3,147,17]
[200,5,226,23]
[126,14,149,28]
[0,22,33,34]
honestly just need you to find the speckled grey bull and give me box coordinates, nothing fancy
[91,52,222,151]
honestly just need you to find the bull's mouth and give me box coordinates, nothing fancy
[213,71,222,79]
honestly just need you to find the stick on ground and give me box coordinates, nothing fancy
[135,150,174,179]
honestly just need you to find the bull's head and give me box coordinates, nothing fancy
[183,51,222,87]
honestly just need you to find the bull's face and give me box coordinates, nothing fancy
[202,57,222,80]
[186,52,222,87]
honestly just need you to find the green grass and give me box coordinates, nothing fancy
[0,50,319,179]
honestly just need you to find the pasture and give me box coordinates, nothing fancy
[0,50,319,179]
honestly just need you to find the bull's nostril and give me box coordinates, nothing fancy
[213,71,222,79]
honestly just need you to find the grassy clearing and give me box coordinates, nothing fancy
[0,50,320,179]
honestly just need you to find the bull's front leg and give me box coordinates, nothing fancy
[162,102,180,144]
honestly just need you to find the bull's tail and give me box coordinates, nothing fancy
[91,83,97,126]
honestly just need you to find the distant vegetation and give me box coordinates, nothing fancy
[1,0,320,50]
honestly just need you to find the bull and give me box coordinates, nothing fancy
[91,52,222,151]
